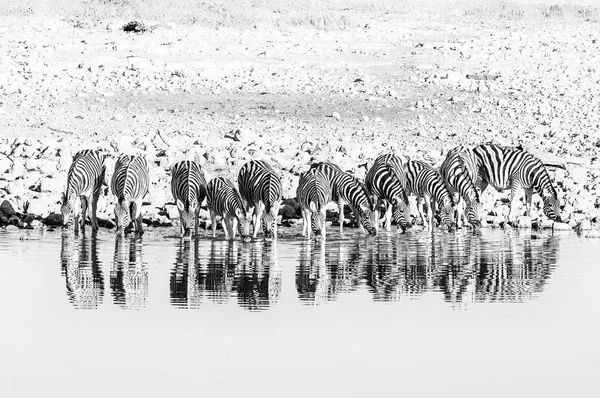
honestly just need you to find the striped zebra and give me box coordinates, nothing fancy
[206,177,252,241]
[309,162,377,235]
[405,160,455,231]
[61,149,106,234]
[296,168,332,239]
[238,160,283,240]
[110,155,149,235]
[440,146,481,229]
[170,160,207,237]
[365,154,411,232]
[472,144,562,224]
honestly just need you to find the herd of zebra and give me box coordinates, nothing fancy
[59,143,562,239]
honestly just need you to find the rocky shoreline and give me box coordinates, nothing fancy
[1,16,599,235]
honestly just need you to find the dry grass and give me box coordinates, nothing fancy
[0,0,599,29]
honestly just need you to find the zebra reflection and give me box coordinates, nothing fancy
[110,236,148,310]
[296,240,331,305]
[204,240,237,304]
[235,241,281,311]
[437,232,558,306]
[60,232,104,309]
[170,238,203,309]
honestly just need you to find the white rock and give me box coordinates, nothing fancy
[552,222,572,231]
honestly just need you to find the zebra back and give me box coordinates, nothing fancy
[373,153,408,189]
[238,160,282,210]
[473,144,558,198]
[206,177,246,218]
[406,160,453,208]
[296,169,331,212]
[111,155,149,203]
[440,146,480,204]
[170,160,207,209]
[65,149,106,201]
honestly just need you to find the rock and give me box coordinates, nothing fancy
[552,222,572,231]
[43,213,63,226]
[331,112,341,120]
[0,156,12,174]
[227,128,258,144]
[585,229,600,238]
[516,216,532,229]
[26,198,55,217]
[575,219,592,232]
[0,200,16,216]
[98,218,115,229]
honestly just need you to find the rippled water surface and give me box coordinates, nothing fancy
[1,227,598,397]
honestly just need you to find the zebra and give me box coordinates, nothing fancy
[238,160,283,240]
[61,149,106,234]
[440,146,482,229]
[472,144,562,224]
[206,177,252,241]
[170,160,207,237]
[309,162,377,235]
[110,155,149,235]
[405,160,456,232]
[296,168,332,239]
[365,154,411,233]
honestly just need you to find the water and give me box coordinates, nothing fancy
[1,227,598,397]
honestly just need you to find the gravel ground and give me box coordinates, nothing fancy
[1,15,599,233]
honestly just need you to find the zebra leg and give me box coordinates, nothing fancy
[230,217,238,240]
[222,218,230,240]
[91,191,100,231]
[194,207,200,237]
[80,195,88,233]
[210,210,218,238]
[338,200,345,233]
[427,195,435,232]
[253,202,265,238]
[524,188,533,218]
[272,201,281,240]
[301,208,308,237]
[384,201,393,232]
[507,181,520,226]
[349,205,365,233]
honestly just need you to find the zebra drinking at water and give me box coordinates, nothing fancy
[61,149,106,234]
[472,144,562,224]
[440,146,482,229]
[405,160,456,232]
[110,155,149,235]
[365,154,411,233]
[238,160,282,240]
[170,160,207,237]
[206,177,252,241]
[296,168,332,239]
[310,162,377,235]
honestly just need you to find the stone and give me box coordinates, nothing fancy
[43,213,63,227]
[0,200,16,216]
[516,216,532,229]
[552,222,572,231]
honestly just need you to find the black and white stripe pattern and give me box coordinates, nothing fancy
[61,149,106,234]
[110,155,149,235]
[170,160,207,237]
[472,144,562,223]
[365,154,410,232]
[238,160,283,239]
[296,168,332,239]
[206,177,252,241]
[405,160,455,231]
[440,146,481,228]
[310,162,376,235]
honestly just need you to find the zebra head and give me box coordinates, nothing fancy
[309,201,326,239]
[235,207,252,242]
[177,199,197,237]
[262,204,280,240]
[465,199,482,229]
[60,192,77,228]
[438,197,456,232]
[114,198,131,235]
[392,199,411,233]
[358,204,377,235]
[542,190,562,223]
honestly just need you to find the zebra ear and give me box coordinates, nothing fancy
[176,200,185,211]
[235,207,244,219]
[309,201,317,213]
[60,192,66,204]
